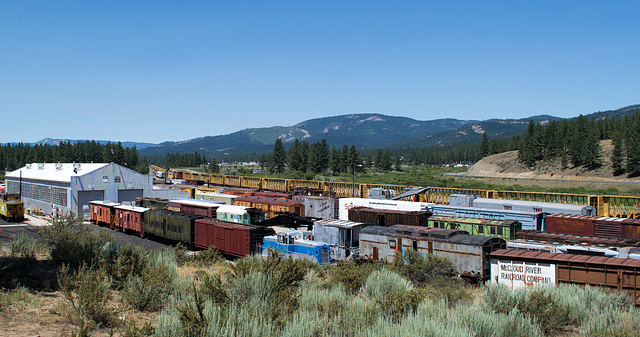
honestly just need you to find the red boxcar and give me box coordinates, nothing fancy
[114,205,148,237]
[194,219,275,257]
[166,199,222,218]
[234,195,304,219]
[252,191,292,200]
[89,201,119,229]
[545,214,640,242]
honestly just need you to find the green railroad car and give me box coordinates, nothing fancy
[426,215,521,241]
[144,209,203,248]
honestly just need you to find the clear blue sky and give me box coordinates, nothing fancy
[2,1,638,144]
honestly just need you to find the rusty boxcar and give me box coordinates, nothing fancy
[491,249,640,304]
[234,195,304,219]
[516,230,640,248]
[545,214,640,241]
[89,201,119,228]
[166,199,223,218]
[360,225,505,280]
[114,205,148,237]
[348,206,431,227]
[194,218,275,257]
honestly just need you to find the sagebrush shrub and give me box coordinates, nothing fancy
[58,263,117,326]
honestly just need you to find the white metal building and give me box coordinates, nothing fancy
[5,162,187,218]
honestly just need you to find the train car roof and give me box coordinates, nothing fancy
[349,206,430,215]
[315,219,369,228]
[448,234,506,246]
[491,249,640,267]
[89,200,120,206]
[235,195,303,206]
[389,225,469,239]
[428,214,519,225]
[147,209,203,220]
[167,199,224,207]
[113,205,149,212]
[216,204,258,215]
[430,204,544,216]
[360,225,393,235]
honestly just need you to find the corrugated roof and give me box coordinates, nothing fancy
[6,163,110,183]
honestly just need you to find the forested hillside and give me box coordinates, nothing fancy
[518,111,640,176]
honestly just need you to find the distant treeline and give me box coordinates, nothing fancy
[0,141,148,174]
[518,112,640,175]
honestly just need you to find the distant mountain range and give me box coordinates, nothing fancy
[139,105,639,157]
[12,105,639,158]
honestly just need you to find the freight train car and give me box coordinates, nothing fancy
[292,195,338,220]
[338,198,434,221]
[194,218,275,257]
[89,201,119,228]
[347,206,431,227]
[166,199,223,218]
[360,225,506,280]
[516,230,640,248]
[544,214,640,241]
[114,205,148,237]
[234,195,304,219]
[0,194,24,222]
[262,229,331,264]
[506,239,640,258]
[426,215,521,241]
[215,205,265,224]
[469,197,596,216]
[195,191,238,205]
[430,204,544,231]
[135,197,169,210]
[144,209,203,248]
[490,249,640,304]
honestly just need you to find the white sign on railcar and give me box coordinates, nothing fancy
[491,259,555,289]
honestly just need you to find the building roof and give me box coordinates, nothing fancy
[6,163,110,183]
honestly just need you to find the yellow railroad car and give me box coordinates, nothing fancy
[0,194,25,222]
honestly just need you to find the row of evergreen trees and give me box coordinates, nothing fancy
[518,113,640,175]
[266,133,516,174]
[268,138,365,174]
[0,141,147,173]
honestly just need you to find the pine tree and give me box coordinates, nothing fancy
[271,138,287,173]
[479,132,489,159]
[611,132,624,174]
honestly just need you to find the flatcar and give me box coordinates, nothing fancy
[516,230,640,248]
[114,204,148,237]
[426,215,521,241]
[468,197,596,216]
[89,200,119,228]
[360,225,506,280]
[194,218,274,257]
[0,193,24,222]
[262,229,331,264]
[234,195,304,219]
[430,204,544,231]
[347,206,431,227]
[144,209,203,249]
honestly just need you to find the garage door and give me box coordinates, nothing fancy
[77,190,105,219]
[118,189,143,204]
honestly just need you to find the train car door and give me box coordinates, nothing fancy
[373,246,379,260]
[162,219,167,237]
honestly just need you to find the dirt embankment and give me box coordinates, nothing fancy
[460,140,640,193]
